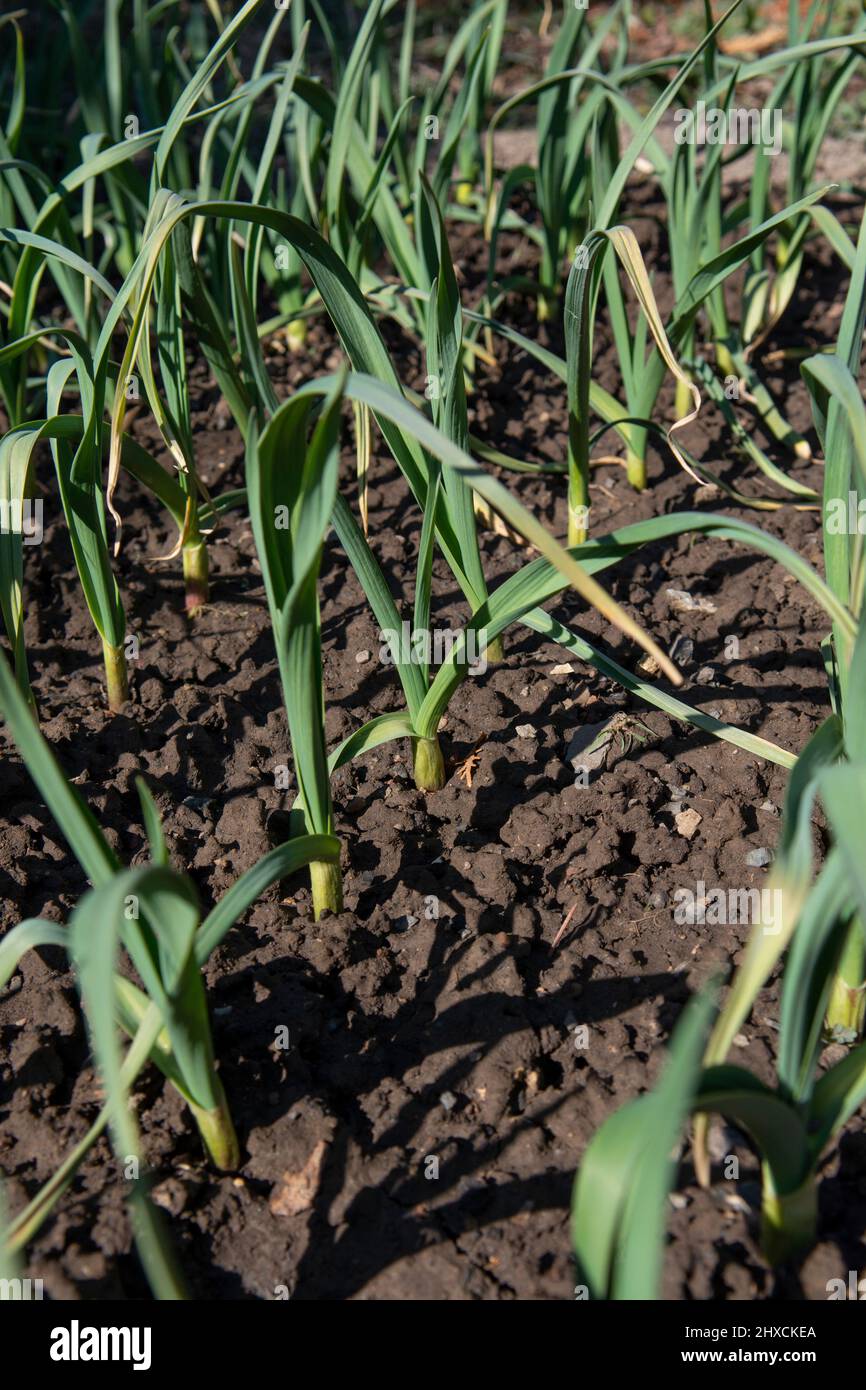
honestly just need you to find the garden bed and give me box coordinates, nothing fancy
[2,184,861,1300]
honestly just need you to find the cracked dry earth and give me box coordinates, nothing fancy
[2,195,866,1300]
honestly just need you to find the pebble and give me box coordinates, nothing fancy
[669,635,694,664]
[355,649,371,664]
[675,807,702,839]
[666,588,717,614]
[724,1193,751,1214]
[439,1091,457,1111]
[516,724,535,739]
[270,1141,328,1217]
[151,1178,189,1217]
[550,663,574,676]
[745,847,772,868]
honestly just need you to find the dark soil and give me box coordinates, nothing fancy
[1,185,864,1302]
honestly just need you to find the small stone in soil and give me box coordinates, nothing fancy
[269,1140,328,1218]
[745,847,772,867]
[516,724,535,739]
[675,807,702,839]
[439,1091,457,1111]
[355,649,371,664]
[151,1180,189,1216]
[666,588,718,614]
[723,1193,751,1214]
[669,635,694,664]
